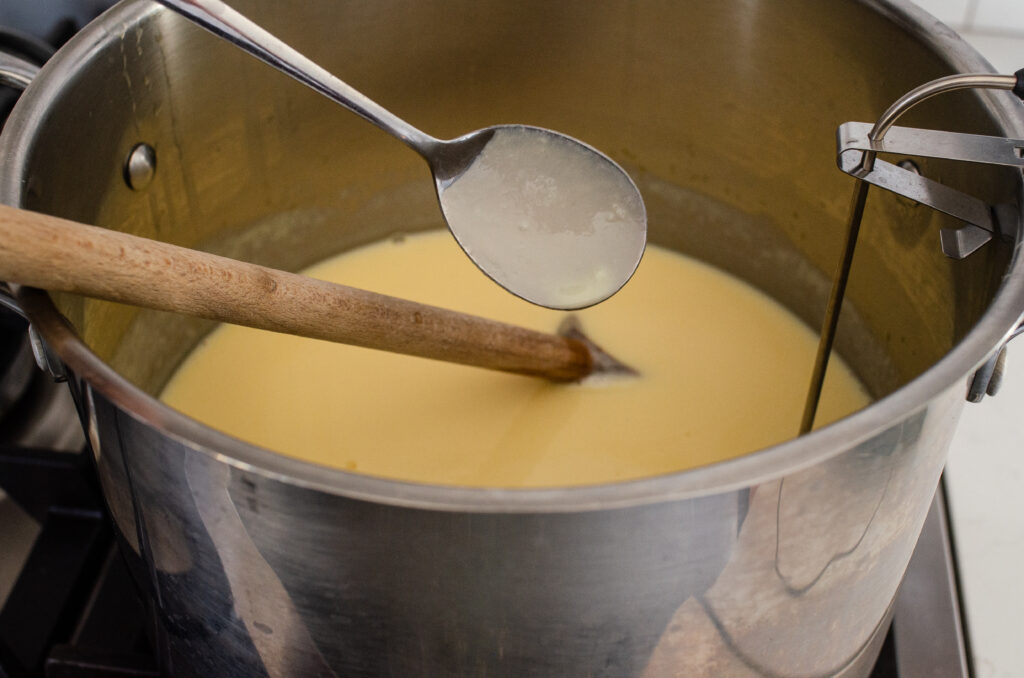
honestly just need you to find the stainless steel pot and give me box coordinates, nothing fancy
[2,1,1023,676]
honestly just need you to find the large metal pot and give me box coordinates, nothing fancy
[2,1,1023,676]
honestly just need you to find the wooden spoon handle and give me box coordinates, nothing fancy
[0,204,593,381]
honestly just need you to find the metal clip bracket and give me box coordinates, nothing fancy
[837,122,1023,259]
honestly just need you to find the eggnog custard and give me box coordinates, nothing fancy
[160,230,870,488]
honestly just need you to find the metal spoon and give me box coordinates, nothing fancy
[156,0,647,310]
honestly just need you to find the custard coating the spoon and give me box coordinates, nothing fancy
[439,127,646,309]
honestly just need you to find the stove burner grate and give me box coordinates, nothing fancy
[0,446,159,678]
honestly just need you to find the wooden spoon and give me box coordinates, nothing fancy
[0,204,634,382]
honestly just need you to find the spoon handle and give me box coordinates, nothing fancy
[0,204,594,381]
[155,0,438,155]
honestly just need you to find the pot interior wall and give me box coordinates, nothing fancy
[11,0,1018,403]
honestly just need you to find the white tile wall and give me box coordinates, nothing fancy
[973,0,1024,33]
[914,0,974,25]
[913,0,1024,73]
[915,0,1024,30]
[954,30,1023,71]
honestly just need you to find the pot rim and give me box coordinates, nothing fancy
[3,0,1024,513]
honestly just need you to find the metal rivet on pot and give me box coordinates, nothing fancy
[124,143,157,191]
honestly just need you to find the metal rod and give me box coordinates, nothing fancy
[800,179,870,434]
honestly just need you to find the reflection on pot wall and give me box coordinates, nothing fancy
[81,371,960,677]
[648,407,951,677]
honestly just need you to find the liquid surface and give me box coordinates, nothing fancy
[440,126,646,309]
[161,231,870,488]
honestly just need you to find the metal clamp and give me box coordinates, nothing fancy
[837,123,1022,258]
[830,72,1024,404]
[836,72,1023,259]
[807,72,1024,415]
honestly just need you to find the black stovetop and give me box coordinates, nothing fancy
[0,446,156,678]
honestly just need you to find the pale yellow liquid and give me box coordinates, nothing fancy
[161,231,870,487]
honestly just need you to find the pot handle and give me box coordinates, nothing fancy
[0,50,39,91]
[968,323,1024,402]
[0,283,66,382]
[1,51,63,380]
[0,283,25,318]
[0,48,40,321]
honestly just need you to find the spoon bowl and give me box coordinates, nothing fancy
[434,125,647,309]
[158,0,647,309]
